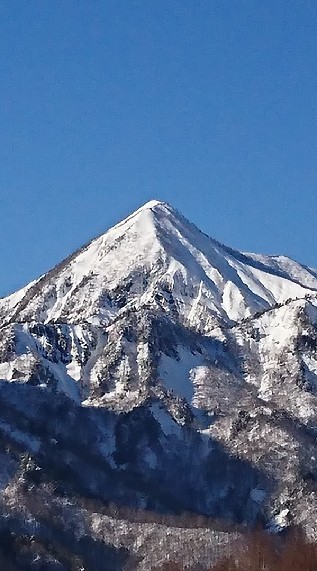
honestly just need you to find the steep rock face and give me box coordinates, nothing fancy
[1,200,317,567]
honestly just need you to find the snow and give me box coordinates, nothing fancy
[256,302,302,349]
[222,280,249,321]
[0,352,35,382]
[250,488,266,503]
[46,360,81,403]
[99,433,117,468]
[306,298,317,324]
[159,347,204,402]
[247,253,317,291]
[273,508,291,530]
[0,278,39,310]
[144,448,157,469]
[1,200,317,540]
[150,403,181,435]
[0,419,40,452]
[302,354,317,390]
[0,452,17,490]
[2,199,317,329]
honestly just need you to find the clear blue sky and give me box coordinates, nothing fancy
[1,1,317,296]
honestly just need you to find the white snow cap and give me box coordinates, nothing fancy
[132,199,173,217]
[1,198,317,327]
[139,199,168,210]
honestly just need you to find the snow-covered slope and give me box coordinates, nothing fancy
[1,200,316,330]
[1,200,317,565]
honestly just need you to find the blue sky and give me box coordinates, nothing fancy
[1,1,317,296]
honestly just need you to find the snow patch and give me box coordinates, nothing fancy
[159,348,204,402]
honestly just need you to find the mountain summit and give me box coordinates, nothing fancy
[1,200,317,328]
[1,201,317,564]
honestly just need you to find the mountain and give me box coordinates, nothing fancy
[2,200,317,328]
[1,200,317,568]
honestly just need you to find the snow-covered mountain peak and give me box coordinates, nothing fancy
[137,198,170,210]
[106,199,174,230]
[1,201,317,329]
[2,202,317,543]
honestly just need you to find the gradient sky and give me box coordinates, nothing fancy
[1,1,317,296]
